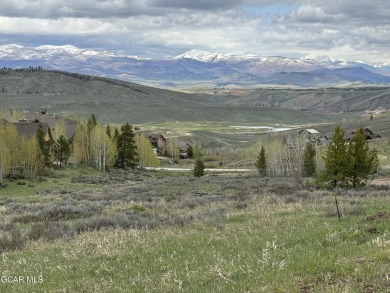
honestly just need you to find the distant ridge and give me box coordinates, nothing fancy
[1,44,390,88]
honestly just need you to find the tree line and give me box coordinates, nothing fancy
[0,113,159,180]
[255,126,379,189]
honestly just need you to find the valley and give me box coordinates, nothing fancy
[1,68,390,292]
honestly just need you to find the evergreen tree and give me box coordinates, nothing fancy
[193,152,205,177]
[106,124,111,138]
[318,125,350,188]
[53,135,71,167]
[347,129,379,188]
[116,123,138,168]
[90,114,97,126]
[302,143,316,177]
[36,124,52,167]
[187,145,194,159]
[255,146,267,176]
[87,114,97,135]
[113,128,120,141]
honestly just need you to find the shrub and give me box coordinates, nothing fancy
[0,227,25,252]
[84,215,117,231]
[28,222,74,241]
[132,204,145,212]
[193,157,205,177]
[12,203,99,223]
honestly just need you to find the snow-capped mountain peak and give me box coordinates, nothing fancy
[171,49,261,62]
[302,54,338,64]
[172,49,225,62]
[1,44,390,87]
[36,44,80,52]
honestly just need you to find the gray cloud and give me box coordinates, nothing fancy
[0,0,389,64]
[0,0,153,18]
[149,0,242,10]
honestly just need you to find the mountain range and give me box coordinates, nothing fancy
[1,44,390,88]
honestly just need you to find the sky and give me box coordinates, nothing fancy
[0,0,389,64]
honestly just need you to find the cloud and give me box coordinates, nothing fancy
[0,0,152,18]
[149,0,242,10]
[0,0,389,64]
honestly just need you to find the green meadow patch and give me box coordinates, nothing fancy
[1,172,390,292]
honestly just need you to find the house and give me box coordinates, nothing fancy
[148,134,166,149]
[177,139,194,159]
[344,128,381,141]
[297,128,327,145]
[13,119,53,141]
[297,129,320,142]
[31,116,77,143]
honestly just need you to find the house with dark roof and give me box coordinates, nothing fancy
[148,134,166,149]
[31,116,77,142]
[0,118,53,141]
[13,119,53,141]
[344,128,381,141]
[177,139,194,159]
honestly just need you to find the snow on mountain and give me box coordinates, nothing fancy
[1,44,390,87]
[172,49,229,62]
[171,49,261,62]
[302,54,337,64]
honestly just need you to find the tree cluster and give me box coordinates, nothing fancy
[73,115,159,171]
[251,135,315,177]
[0,111,161,179]
[317,126,379,189]
[0,123,42,179]
[251,125,379,189]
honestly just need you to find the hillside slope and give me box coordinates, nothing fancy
[200,87,390,113]
[0,69,338,124]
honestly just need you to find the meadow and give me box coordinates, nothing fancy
[1,167,390,292]
[1,70,390,292]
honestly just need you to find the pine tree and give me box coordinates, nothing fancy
[187,145,194,159]
[302,143,316,177]
[87,114,97,135]
[106,124,111,138]
[53,135,71,167]
[36,124,52,167]
[318,125,350,188]
[90,114,97,126]
[113,128,119,141]
[319,126,379,189]
[255,146,267,176]
[116,123,138,168]
[193,151,205,177]
[347,129,379,188]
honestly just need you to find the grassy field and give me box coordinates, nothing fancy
[1,70,390,292]
[1,168,390,292]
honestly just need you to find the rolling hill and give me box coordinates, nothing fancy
[1,68,390,150]
[0,68,343,125]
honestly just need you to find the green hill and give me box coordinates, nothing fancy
[0,69,340,124]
